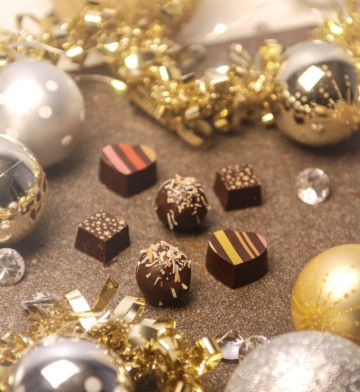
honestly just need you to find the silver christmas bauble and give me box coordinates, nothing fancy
[8,336,132,392]
[0,60,85,167]
[275,40,360,147]
[0,134,47,245]
[225,331,360,392]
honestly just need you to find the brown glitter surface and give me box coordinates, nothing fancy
[1,27,359,391]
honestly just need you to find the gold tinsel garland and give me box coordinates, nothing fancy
[2,0,359,148]
[0,278,221,391]
[316,0,360,65]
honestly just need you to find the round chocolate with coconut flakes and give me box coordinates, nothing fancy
[155,174,209,231]
[136,241,191,306]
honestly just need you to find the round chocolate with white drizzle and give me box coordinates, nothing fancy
[155,174,209,230]
[136,241,191,306]
[206,229,268,289]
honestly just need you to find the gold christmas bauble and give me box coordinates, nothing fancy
[275,40,360,147]
[53,0,196,32]
[291,244,360,344]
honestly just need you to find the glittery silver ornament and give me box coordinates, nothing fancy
[225,331,360,392]
[275,40,360,147]
[8,336,132,392]
[0,135,47,245]
[0,60,85,167]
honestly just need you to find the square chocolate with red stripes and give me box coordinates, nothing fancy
[99,143,157,197]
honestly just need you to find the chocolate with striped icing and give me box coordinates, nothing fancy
[99,143,157,197]
[206,229,268,289]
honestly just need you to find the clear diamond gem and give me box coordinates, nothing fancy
[21,292,59,309]
[0,248,25,286]
[296,168,330,205]
[238,335,269,362]
[216,330,244,360]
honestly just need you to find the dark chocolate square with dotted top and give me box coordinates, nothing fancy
[214,164,262,211]
[75,210,129,262]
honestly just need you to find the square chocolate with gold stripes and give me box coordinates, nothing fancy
[75,210,129,262]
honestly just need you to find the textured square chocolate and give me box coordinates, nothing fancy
[75,210,129,262]
[214,164,262,211]
[99,143,157,197]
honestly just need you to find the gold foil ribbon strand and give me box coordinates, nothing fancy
[0,278,222,391]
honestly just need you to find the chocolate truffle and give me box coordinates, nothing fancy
[155,174,209,230]
[75,210,129,262]
[99,143,157,197]
[214,164,261,211]
[136,241,191,306]
[206,229,268,289]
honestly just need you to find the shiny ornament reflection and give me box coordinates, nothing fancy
[292,244,360,344]
[275,40,360,147]
[0,135,46,245]
[53,0,196,34]
[8,336,132,392]
[0,60,85,167]
[225,331,360,392]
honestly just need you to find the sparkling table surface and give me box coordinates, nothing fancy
[1,27,360,391]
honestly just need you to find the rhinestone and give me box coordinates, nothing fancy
[21,292,59,309]
[296,168,330,205]
[216,330,244,360]
[0,248,25,286]
[238,335,269,362]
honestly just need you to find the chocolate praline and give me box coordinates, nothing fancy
[206,229,268,289]
[99,143,157,197]
[75,210,129,262]
[136,241,191,306]
[214,164,262,211]
[155,174,209,230]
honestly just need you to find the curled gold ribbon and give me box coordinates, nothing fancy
[0,278,221,391]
